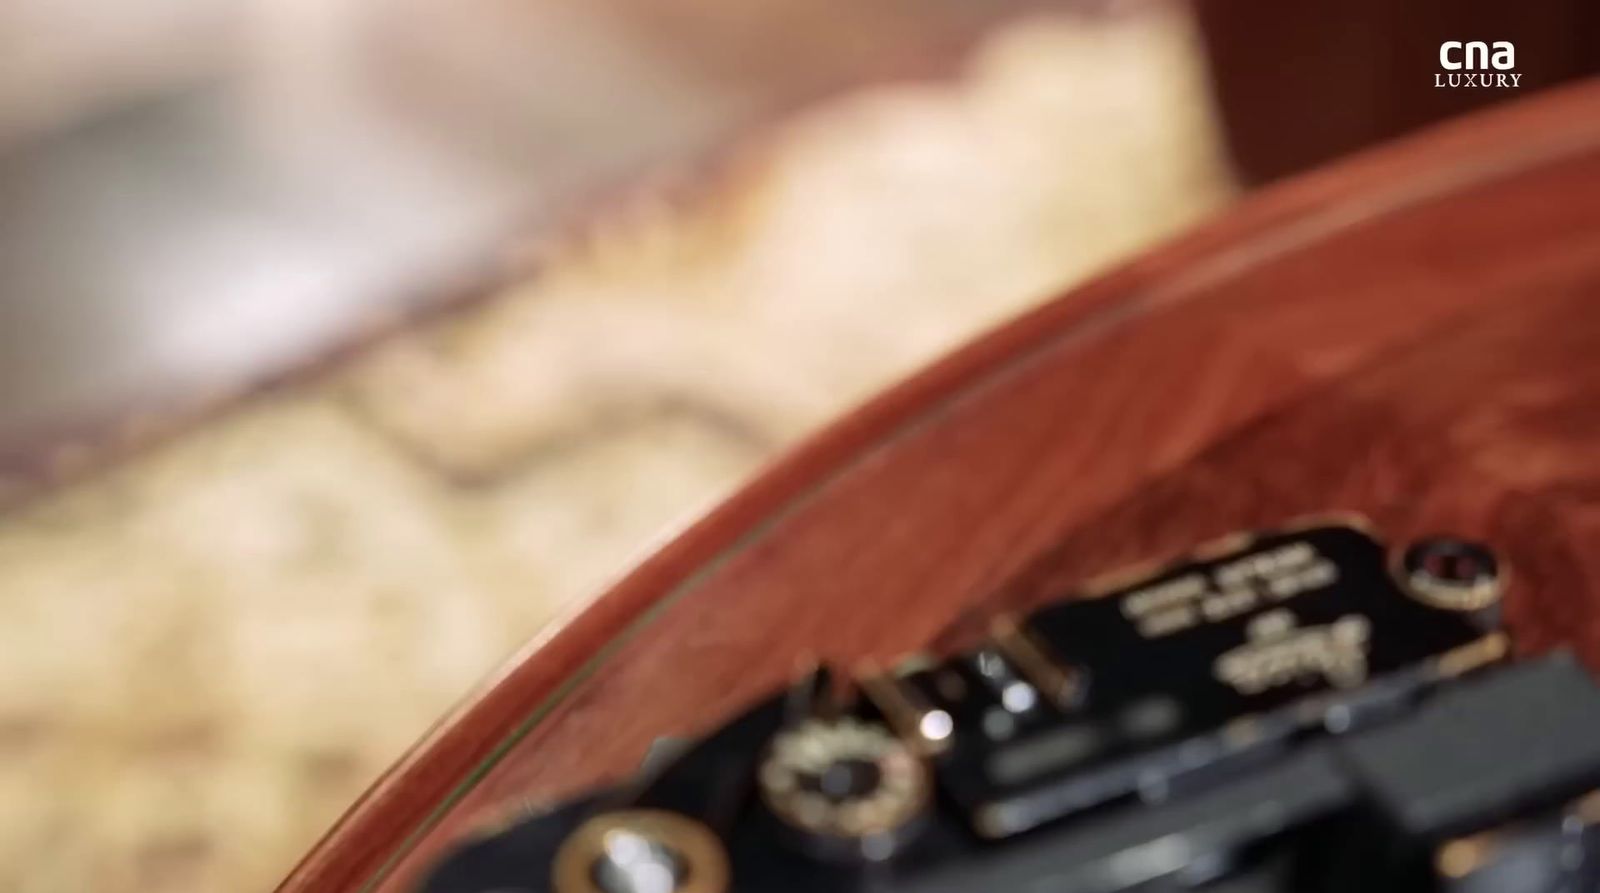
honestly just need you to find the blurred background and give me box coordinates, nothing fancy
[0,1,1593,890]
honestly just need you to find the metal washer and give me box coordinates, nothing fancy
[552,809,728,893]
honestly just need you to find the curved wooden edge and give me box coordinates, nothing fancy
[276,77,1600,893]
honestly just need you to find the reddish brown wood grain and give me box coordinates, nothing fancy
[280,79,1600,892]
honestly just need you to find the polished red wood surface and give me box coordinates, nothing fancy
[281,79,1600,892]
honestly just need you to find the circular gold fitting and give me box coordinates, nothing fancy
[759,718,930,840]
[1392,538,1505,612]
[552,809,729,893]
[1405,569,1503,611]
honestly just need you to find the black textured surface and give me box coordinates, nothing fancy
[945,524,1484,836]
[1341,651,1600,836]
[901,746,1351,893]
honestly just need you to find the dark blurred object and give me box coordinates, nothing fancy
[1197,0,1600,183]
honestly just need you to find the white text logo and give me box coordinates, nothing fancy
[1436,41,1521,88]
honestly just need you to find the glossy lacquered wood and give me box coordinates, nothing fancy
[281,79,1600,892]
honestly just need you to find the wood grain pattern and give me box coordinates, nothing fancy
[281,78,1600,892]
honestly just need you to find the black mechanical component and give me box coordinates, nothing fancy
[421,519,1600,893]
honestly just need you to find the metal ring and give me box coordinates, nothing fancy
[552,810,728,893]
[1394,537,1504,612]
[758,717,930,840]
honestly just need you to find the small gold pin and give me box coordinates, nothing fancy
[1570,788,1600,826]
[1434,632,1510,679]
[783,655,838,723]
[858,664,954,756]
[1435,832,1495,879]
[990,615,1085,709]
